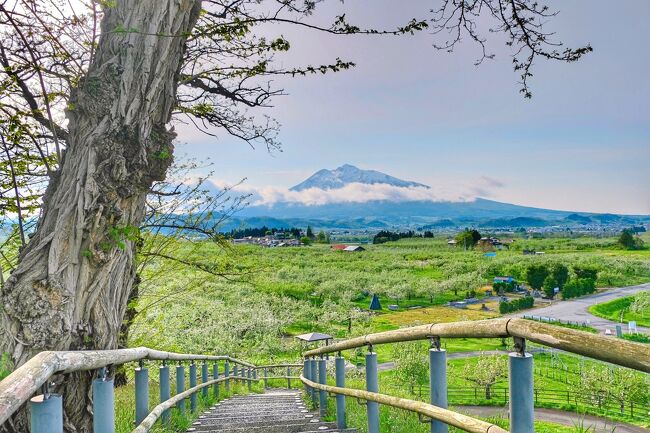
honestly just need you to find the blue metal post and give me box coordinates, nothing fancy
[135,365,149,425]
[335,355,347,429]
[159,365,170,425]
[287,366,291,389]
[309,358,318,403]
[366,351,379,433]
[30,394,63,433]
[213,363,219,398]
[224,361,231,393]
[202,362,209,398]
[176,364,185,415]
[264,368,268,388]
[93,373,115,433]
[318,358,327,418]
[247,368,252,391]
[189,362,197,413]
[429,348,448,433]
[233,364,238,385]
[509,352,534,433]
[304,359,311,396]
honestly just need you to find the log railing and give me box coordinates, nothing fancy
[0,348,301,433]
[300,317,650,433]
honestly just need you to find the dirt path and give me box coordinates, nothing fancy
[456,405,649,432]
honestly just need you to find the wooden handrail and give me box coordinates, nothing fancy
[254,363,303,369]
[300,375,508,433]
[131,375,251,433]
[302,318,650,373]
[0,347,254,425]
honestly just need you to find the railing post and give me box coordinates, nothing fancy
[202,362,209,398]
[176,363,185,415]
[309,358,318,404]
[233,364,238,389]
[366,349,380,433]
[264,367,268,388]
[30,393,63,433]
[93,369,115,433]
[304,359,311,396]
[429,344,448,433]
[318,357,327,418]
[213,362,220,398]
[135,361,149,425]
[159,363,170,425]
[287,366,291,389]
[189,362,198,413]
[335,355,347,429]
[247,368,252,391]
[509,338,534,433]
[225,361,231,393]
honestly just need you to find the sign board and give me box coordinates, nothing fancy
[629,321,637,333]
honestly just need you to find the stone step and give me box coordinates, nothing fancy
[186,389,357,433]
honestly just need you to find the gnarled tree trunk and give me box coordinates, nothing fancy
[0,1,202,431]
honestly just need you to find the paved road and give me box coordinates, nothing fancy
[457,405,650,433]
[512,282,650,334]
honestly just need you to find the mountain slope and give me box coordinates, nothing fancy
[290,164,430,191]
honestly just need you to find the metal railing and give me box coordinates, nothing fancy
[0,348,301,433]
[300,318,650,433]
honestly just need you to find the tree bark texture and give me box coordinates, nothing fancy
[0,1,202,431]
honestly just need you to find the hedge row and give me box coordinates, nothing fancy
[499,296,534,314]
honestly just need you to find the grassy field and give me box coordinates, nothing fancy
[106,233,650,431]
[589,295,650,328]
[130,234,650,363]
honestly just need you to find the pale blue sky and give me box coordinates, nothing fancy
[177,0,650,215]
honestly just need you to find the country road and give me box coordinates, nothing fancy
[511,282,650,333]
[457,406,650,433]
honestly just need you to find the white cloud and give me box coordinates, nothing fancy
[204,175,505,206]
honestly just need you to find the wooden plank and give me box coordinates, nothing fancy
[300,375,508,433]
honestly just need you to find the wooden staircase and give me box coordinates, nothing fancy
[186,389,356,433]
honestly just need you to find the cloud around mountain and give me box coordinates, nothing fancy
[204,172,505,206]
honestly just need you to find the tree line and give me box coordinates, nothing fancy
[373,230,434,244]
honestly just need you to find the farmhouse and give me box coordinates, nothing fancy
[343,245,365,252]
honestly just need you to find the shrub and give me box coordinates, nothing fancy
[499,296,534,314]
[562,278,596,300]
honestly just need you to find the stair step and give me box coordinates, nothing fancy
[186,389,357,433]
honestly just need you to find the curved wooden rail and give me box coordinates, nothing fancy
[255,363,303,369]
[303,318,650,373]
[132,376,250,433]
[0,347,254,426]
[300,375,508,433]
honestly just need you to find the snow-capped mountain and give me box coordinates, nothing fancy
[289,164,430,191]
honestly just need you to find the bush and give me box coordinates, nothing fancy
[562,278,596,300]
[493,281,517,293]
[499,296,534,314]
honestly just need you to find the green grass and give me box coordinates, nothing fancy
[589,296,650,328]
